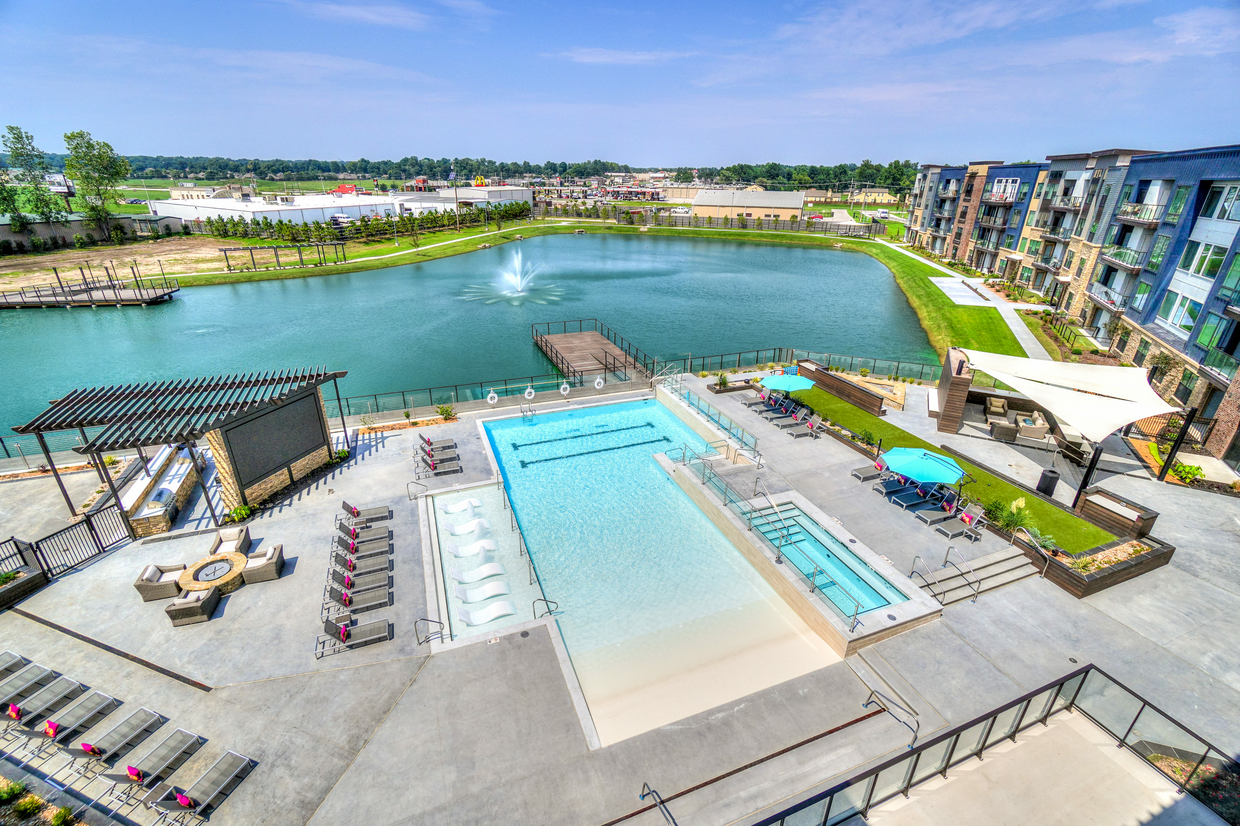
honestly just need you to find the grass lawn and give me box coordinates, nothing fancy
[792,387,1114,553]
[1021,314,1063,361]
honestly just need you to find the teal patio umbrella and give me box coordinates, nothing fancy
[759,374,816,393]
[879,447,965,486]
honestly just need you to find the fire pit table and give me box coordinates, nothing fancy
[179,551,248,595]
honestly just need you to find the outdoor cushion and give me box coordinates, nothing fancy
[175,792,193,808]
[218,527,245,542]
[140,566,160,583]
[158,570,181,582]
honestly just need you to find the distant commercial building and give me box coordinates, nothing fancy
[691,190,805,221]
[168,187,220,200]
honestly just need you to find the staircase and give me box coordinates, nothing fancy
[917,547,1037,606]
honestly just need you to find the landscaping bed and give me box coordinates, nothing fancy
[0,779,74,825]
[1151,754,1240,825]
[1011,534,1176,598]
[1128,438,1240,499]
[0,567,48,612]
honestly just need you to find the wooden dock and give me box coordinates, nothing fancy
[533,330,651,381]
[0,281,180,309]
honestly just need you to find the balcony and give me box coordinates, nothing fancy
[1115,202,1165,227]
[1048,195,1084,211]
[933,207,955,218]
[1031,255,1062,272]
[973,237,1000,252]
[926,226,950,238]
[1100,244,1150,272]
[937,189,959,200]
[981,190,1016,206]
[1042,225,1073,243]
[1087,279,1131,310]
[977,214,1008,229]
[1202,347,1240,384]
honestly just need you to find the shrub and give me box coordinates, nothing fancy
[103,455,119,467]
[12,795,43,818]
[0,571,18,586]
[51,806,74,826]
[999,498,1033,533]
[698,371,709,378]
[856,429,876,445]
[1170,463,1203,485]
[859,368,870,377]
[436,404,456,421]
[716,372,729,388]
[14,240,27,253]
[982,500,1007,524]
[334,448,349,461]
[182,225,192,236]
[1090,348,1099,355]
[72,234,89,249]
[0,239,11,255]
[28,235,46,252]
[402,410,411,420]
[0,782,27,803]
[359,414,375,427]
[1071,348,1082,355]
[110,225,126,245]
[228,504,252,522]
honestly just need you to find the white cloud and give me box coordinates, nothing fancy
[1156,6,1240,56]
[436,0,498,19]
[277,0,431,30]
[550,47,696,65]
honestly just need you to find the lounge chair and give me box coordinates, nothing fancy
[165,587,220,626]
[456,600,517,627]
[873,476,916,497]
[892,485,942,511]
[332,551,390,577]
[761,402,797,421]
[134,564,187,602]
[444,538,498,558]
[790,414,823,439]
[446,517,490,537]
[421,442,459,462]
[208,525,251,556]
[149,750,256,819]
[448,560,506,583]
[851,464,884,482]
[337,523,389,544]
[0,665,55,708]
[242,544,284,584]
[437,498,482,514]
[420,453,460,476]
[341,501,391,523]
[776,407,813,429]
[1,676,85,741]
[8,690,118,765]
[421,433,455,451]
[740,391,769,408]
[453,581,512,604]
[325,585,390,615]
[53,707,164,783]
[99,728,203,809]
[317,616,391,658]
[984,397,1009,425]
[328,568,389,595]
[936,504,986,542]
[916,495,960,526]
[334,535,390,556]
[0,652,29,681]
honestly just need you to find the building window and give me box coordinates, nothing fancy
[1135,338,1150,366]
[1199,184,1240,222]
[1066,291,1075,308]
[1221,256,1240,301]
[1065,249,1075,268]
[1165,185,1190,223]
[1029,240,1042,256]
[1117,330,1130,353]
[1119,184,1134,205]
[1018,183,1030,201]
[1157,290,1203,333]
[1197,312,1232,350]
[1019,237,1028,252]
[1174,372,1198,404]
[1021,266,1033,282]
[1035,183,1044,200]
[1147,235,1171,270]
[1004,235,1015,249]
[1179,241,1229,278]
[1132,282,1152,311]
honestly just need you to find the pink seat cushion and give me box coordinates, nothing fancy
[126,766,144,781]
[175,792,193,808]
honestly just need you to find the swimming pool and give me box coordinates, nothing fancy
[483,399,838,744]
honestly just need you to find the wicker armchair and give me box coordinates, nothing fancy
[242,544,284,584]
[164,588,220,627]
[208,526,251,556]
[134,564,187,602]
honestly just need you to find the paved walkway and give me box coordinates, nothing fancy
[873,241,1052,360]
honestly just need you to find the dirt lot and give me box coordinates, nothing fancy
[0,236,229,288]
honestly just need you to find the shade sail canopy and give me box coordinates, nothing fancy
[760,375,816,393]
[960,349,1178,443]
[880,448,965,485]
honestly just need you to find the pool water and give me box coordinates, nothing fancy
[484,399,838,744]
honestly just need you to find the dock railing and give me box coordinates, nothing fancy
[0,276,179,307]
[530,319,659,376]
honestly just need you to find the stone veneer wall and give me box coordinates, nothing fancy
[1205,381,1240,457]
[205,428,243,511]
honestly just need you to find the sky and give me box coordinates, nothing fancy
[1,0,1238,167]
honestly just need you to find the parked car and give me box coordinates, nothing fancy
[876,209,890,219]
[670,206,691,215]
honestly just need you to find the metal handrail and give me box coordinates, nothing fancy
[864,689,920,749]
[415,618,444,645]
[406,480,427,501]
[942,545,980,603]
[532,598,558,618]
[908,555,943,600]
[640,783,678,825]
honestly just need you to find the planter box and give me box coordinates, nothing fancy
[1011,535,1175,598]
[706,381,756,395]
[0,567,49,611]
[1074,486,1158,539]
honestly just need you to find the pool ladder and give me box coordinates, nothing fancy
[520,403,536,422]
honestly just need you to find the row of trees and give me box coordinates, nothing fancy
[200,201,533,243]
[0,125,131,236]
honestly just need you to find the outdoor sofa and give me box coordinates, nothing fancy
[984,397,1009,425]
[1017,411,1050,440]
[164,587,220,626]
[134,564,187,602]
[242,544,284,584]
[209,526,251,556]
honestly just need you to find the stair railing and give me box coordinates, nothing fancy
[942,545,981,603]
[908,555,943,601]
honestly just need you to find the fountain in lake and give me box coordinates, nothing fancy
[461,250,565,305]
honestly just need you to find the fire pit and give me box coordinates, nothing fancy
[179,551,247,595]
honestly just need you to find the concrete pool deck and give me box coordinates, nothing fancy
[0,382,1236,825]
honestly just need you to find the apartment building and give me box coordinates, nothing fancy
[905,164,965,254]
[1081,144,1240,471]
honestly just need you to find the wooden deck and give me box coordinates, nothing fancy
[0,283,179,309]
[535,331,639,378]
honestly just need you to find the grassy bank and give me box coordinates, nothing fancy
[793,387,1114,553]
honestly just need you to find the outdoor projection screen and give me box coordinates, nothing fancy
[224,393,327,488]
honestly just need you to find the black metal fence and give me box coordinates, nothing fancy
[30,505,130,578]
[533,208,886,236]
[0,538,31,575]
[1130,413,1216,446]
[0,428,102,462]
[753,664,1239,826]
[530,318,659,376]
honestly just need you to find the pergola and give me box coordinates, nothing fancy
[13,368,350,533]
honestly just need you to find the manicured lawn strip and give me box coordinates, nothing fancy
[792,387,1114,553]
[1021,314,1063,361]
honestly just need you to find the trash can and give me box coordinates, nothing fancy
[1036,468,1060,497]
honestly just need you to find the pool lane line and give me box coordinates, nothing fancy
[510,422,655,452]
[597,707,886,826]
[517,436,671,468]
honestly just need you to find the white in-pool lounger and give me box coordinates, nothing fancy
[447,518,490,537]
[453,581,513,604]
[445,538,498,558]
[438,498,483,514]
[457,600,517,627]
[449,561,507,583]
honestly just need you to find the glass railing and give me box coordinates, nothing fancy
[754,665,1239,826]
[1117,202,1165,223]
[1033,255,1061,270]
[937,188,959,198]
[981,190,1016,205]
[1217,284,1240,307]
[1202,348,1240,382]
[1042,225,1072,242]
[1048,194,1084,210]
[1087,280,1131,309]
[658,374,760,458]
[1101,244,1150,270]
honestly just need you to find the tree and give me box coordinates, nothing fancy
[63,130,131,236]
[2,126,66,230]
[673,168,694,184]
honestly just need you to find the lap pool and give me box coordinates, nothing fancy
[483,399,839,744]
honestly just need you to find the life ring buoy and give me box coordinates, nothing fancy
[486,389,498,405]
[594,376,605,390]
[524,386,536,400]
[560,382,571,396]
